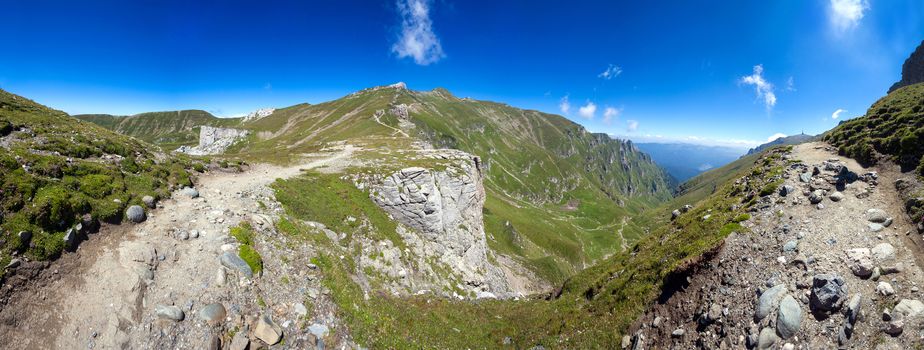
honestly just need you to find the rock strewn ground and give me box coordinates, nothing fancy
[630,142,924,349]
[0,147,358,349]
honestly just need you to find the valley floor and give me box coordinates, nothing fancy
[631,142,924,349]
[0,147,359,349]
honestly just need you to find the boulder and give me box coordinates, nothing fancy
[198,303,226,323]
[155,305,185,321]
[877,282,895,296]
[779,185,795,197]
[254,314,283,345]
[671,210,681,220]
[867,209,889,223]
[872,243,896,262]
[63,228,78,249]
[894,299,924,318]
[776,295,802,339]
[757,327,778,350]
[126,205,146,223]
[756,284,787,320]
[811,274,848,312]
[220,251,253,278]
[846,248,874,277]
[809,190,824,204]
[181,187,199,199]
[142,195,156,208]
[846,294,862,324]
[799,172,812,183]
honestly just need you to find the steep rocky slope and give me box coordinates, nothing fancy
[889,40,924,93]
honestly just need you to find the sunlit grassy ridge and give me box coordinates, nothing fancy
[271,145,788,348]
[75,110,242,150]
[0,89,197,267]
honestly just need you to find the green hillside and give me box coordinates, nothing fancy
[0,89,197,267]
[825,82,924,174]
[75,110,242,150]
[270,140,789,348]
[235,85,673,281]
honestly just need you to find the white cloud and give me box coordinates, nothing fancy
[603,106,622,123]
[767,133,787,142]
[785,77,795,91]
[598,64,622,80]
[392,0,444,65]
[578,101,597,119]
[627,120,639,132]
[739,65,777,110]
[829,0,869,32]
[831,108,847,119]
[559,95,571,115]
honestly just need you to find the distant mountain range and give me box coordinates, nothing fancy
[746,133,815,155]
[636,143,745,183]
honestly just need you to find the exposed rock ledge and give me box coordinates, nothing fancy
[365,150,511,296]
[176,126,249,155]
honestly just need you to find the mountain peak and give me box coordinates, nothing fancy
[889,40,924,93]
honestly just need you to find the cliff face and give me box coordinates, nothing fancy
[889,40,924,93]
[176,126,249,155]
[367,150,510,295]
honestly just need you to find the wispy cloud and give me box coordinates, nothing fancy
[627,120,639,132]
[603,106,622,124]
[578,101,597,119]
[831,108,847,119]
[739,65,777,110]
[263,82,272,90]
[829,0,869,33]
[785,77,796,91]
[598,64,622,80]
[559,95,571,115]
[767,133,787,142]
[392,0,444,65]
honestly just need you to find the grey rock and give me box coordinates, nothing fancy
[621,335,631,349]
[6,258,21,269]
[17,231,31,244]
[882,310,904,336]
[846,248,874,277]
[830,192,845,202]
[867,209,888,223]
[198,303,226,323]
[872,243,896,262]
[811,274,848,312]
[63,228,78,248]
[779,185,795,197]
[894,299,924,318]
[190,230,199,239]
[229,331,249,350]
[847,294,862,324]
[757,327,778,350]
[782,240,798,253]
[181,187,199,198]
[142,195,156,208]
[126,205,146,223]
[177,230,189,240]
[155,305,184,321]
[776,295,802,339]
[652,316,662,328]
[255,315,284,345]
[869,223,885,232]
[215,268,227,286]
[671,328,684,338]
[294,302,308,317]
[757,284,787,320]
[799,172,812,183]
[671,209,681,220]
[877,282,895,296]
[809,190,824,204]
[884,217,893,227]
[220,251,253,278]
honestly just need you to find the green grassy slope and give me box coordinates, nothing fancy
[236,85,672,281]
[0,89,197,267]
[825,83,924,173]
[75,110,242,150]
[824,82,924,225]
[270,143,789,348]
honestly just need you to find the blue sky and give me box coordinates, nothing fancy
[1,0,922,149]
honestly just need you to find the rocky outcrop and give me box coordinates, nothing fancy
[176,126,249,155]
[242,108,275,122]
[889,40,924,93]
[367,150,509,295]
